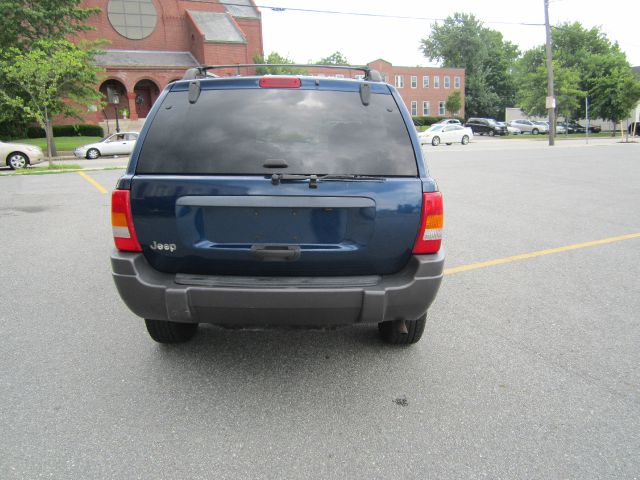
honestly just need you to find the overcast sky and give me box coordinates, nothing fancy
[260,0,640,67]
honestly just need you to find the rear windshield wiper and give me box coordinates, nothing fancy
[271,173,385,189]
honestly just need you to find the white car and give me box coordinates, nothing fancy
[497,121,521,135]
[509,119,548,135]
[0,140,45,169]
[433,118,462,126]
[418,124,473,146]
[74,132,139,159]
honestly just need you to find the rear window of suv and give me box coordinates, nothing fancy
[136,88,417,176]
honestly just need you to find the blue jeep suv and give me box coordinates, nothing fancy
[111,65,444,345]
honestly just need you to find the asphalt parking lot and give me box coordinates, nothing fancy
[1,139,639,479]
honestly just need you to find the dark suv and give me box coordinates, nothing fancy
[111,65,445,345]
[465,118,508,136]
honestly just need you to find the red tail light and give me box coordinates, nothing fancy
[413,192,443,254]
[111,189,142,252]
[259,77,301,88]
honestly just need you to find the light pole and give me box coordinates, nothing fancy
[544,0,556,146]
[112,93,121,133]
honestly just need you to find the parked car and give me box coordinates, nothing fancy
[418,124,473,146]
[557,122,582,134]
[554,123,567,134]
[74,132,139,159]
[509,119,548,134]
[110,66,445,345]
[0,140,45,169]
[433,119,462,126]
[497,121,521,135]
[558,121,600,134]
[464,118,508,136]
[628,122,640,136]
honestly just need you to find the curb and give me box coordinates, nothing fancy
[0,166,125,177]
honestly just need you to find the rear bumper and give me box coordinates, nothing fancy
[111,250,445,326]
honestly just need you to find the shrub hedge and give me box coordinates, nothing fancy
[25,124,104,138]
[411,116,465,127]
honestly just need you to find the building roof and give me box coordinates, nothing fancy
[188,10,247,43]
[95,50,200,68]
[220,0,260,19]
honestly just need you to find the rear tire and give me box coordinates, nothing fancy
[488,130,495,137]
[145,319,198,343]
[461,135,469,145]
[431,136,440,146]
[532,128,539,135]
[86,148,100,160]
[378,314,427,345]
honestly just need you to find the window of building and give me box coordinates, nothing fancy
[335,74,345,78]
[423,76,429,88]
[454,76,460,89]
[382,73,388,83]
[108,0,157,40]
[355,74,365,80]
[395,75,404,88]
[444,76,450,89]
[411,101,417,116]
[439,101,446,115]
[423,101,430,116]
[433,76,440,89]
[411,76,417,89]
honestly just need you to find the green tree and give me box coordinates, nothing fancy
[590,66,640,131]
[318,51,349,65]
[515,50,585,120]
[0,0,99,49]
[254,52,308,75]
[0,40,103,156]
[515,22,640,128]
[420,12,519,119]
[445,90,462,117]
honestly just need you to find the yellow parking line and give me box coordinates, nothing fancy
[77,171,108,194]
[444,232,640,275]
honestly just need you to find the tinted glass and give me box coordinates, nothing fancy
[137,88,417,176]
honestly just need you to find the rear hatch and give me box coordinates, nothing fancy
[129,78,423,276]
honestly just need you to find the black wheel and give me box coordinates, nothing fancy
[86,148,100,159]
[461,135,469,145]
[532,128,539,135]
[431,136,440,146]
[488,130,495,137]
[7,152,28,169]
[144,319,198,343]
[446,142,452,145]
[378,314,427,345]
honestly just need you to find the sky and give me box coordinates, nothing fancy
[259,0,640,67]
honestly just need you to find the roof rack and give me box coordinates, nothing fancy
[183,64,383,82]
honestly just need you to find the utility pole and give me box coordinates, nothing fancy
[544,0,555,146]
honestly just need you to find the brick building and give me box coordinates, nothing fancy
[297,60,465,119]
[368,60,465,118]
[75,0,263,125]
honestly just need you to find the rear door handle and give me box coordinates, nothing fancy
[250,245,301,262]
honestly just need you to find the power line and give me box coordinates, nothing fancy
[226,2,545,27]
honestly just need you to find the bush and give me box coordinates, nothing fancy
[25,124,103,138]
[411,116,465,127]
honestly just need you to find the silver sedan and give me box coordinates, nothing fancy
[74,132,139,159]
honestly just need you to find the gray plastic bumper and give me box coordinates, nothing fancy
[111,250,445,326]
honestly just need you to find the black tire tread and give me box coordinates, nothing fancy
[145,319,198,343]
[378,314,427,345]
